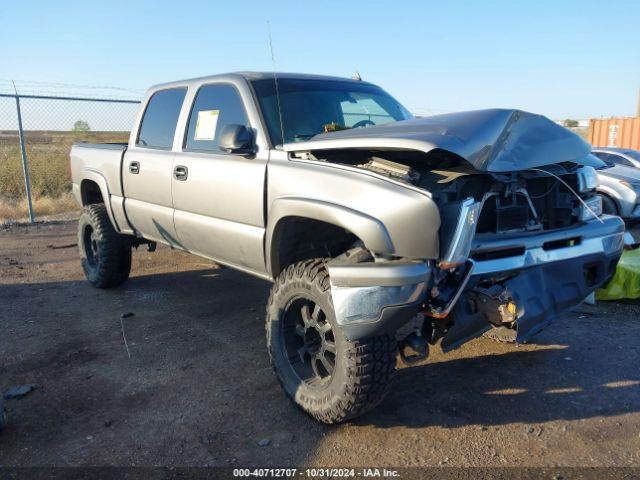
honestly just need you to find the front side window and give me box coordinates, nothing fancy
[184,84,249,152]
[251,78,413,145]
[137,88,187,149]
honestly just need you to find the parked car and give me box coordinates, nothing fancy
[592,147,640,169]
[70,72,624,423]
[592,148,640,240]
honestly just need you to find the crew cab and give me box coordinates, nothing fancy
[70,72,625,423]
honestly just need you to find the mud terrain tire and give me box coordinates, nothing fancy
[78,204,131,289]
[266,259,397,424]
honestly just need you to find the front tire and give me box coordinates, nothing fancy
[266,259,397,424]
[78,204,132,289]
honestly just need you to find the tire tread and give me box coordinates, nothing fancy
[266,259,396,424]
[78,204,131,289]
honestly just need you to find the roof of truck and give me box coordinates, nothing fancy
[149,71,374,91]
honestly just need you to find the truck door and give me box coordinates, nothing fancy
[123,87,186,247]
[172,82,268,276]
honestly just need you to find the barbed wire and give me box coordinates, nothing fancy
[0,79,144,101]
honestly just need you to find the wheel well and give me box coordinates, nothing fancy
[270,217,360,277]
[597,191,620,215]
[81,180,104,205]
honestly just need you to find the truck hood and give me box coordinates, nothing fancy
[283,108,604,173]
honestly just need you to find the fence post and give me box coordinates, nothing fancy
[14,94,35,223]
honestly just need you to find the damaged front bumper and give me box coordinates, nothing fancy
[328,261,430,341]
[328,215,625,343]
[442,215,625,349]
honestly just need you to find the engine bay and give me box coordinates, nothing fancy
[294,147,594,237]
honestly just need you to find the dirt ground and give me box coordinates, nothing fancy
[1,220,639,468]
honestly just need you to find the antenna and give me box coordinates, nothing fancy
[267,21,286,146]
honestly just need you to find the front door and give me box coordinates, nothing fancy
[172,83,267,275]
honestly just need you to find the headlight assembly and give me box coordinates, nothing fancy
[579,195,602,221]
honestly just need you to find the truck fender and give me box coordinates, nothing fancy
[79,169,120,232]
[596,185,619,199]
[265,197,395,276]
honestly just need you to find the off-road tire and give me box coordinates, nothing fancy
[78,204,132,289]
[266,259,397,424]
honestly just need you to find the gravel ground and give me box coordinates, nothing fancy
[1,220,639,468]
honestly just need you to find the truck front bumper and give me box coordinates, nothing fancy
[327,261,431,341]
[328,216,625,342]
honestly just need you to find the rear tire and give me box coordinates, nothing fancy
[266,259,397,424]
[78,204,132,289]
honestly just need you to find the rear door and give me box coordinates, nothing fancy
[172,82,268,275]
[123,87,186,246]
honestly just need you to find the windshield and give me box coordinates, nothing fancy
[251,78,413,145]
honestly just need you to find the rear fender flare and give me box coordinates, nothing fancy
[80,169,119,232]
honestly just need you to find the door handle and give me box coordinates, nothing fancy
[173,165,188,181]
[129,161,140,174]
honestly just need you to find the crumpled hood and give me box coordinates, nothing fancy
[283,109,604,172]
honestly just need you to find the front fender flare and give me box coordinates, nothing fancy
[266,197,394,276]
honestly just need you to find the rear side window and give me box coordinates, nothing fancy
[184,84,249,152]
[137,88,187,149]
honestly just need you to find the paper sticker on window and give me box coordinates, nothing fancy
[194,109,219,141]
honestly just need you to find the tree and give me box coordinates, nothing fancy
[563,119,579,128]
[73,120,90,132]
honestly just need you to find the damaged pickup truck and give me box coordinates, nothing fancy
[70,72,625,423]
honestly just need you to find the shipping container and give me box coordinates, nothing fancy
[588,117,640,150]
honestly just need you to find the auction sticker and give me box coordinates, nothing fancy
[194,109,219,140]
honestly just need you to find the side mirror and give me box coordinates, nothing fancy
[219,124,255,155]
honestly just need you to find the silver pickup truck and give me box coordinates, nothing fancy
[70,72,624,423]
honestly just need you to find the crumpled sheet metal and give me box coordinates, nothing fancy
[596,249,640,300]
[285,109,605,173]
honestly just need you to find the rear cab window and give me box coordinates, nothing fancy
[137,87,187,149]
[184,83,250,152]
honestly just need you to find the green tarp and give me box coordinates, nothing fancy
[596,249,640,300]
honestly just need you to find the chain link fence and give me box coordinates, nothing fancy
[0,93,140,223]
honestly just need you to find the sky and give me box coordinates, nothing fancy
[1,0,639,121]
